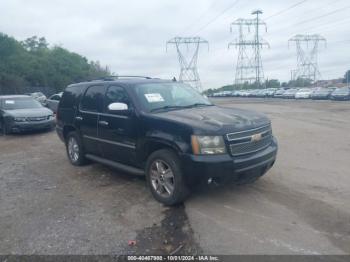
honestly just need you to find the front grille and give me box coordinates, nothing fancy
[27,116,47,122]
[227,124,271,141]
[227,124,272,156]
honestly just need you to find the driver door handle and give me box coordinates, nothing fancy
[98,120,109,126]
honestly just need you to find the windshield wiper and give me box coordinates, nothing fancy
[184,103,213,108]
[150,103,213,112]
[150,105,187,112]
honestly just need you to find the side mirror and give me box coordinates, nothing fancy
[108,102,128,112]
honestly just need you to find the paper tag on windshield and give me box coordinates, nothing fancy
[144,93,164,103]
[5,100,15,104]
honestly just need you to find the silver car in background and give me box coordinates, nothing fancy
[0,95,54,135]
[46,92,62,113]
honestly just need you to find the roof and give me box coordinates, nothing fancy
[68,77,174,88]
[0,95,31,99]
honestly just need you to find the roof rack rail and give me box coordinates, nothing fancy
[91,75,153,81]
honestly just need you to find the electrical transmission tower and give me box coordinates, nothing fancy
[288,34,326,83]
[229,10,269,88]
[167,37,208,91]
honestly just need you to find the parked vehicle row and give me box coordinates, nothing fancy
[210,87,350,101]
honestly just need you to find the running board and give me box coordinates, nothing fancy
[85,154,144,176]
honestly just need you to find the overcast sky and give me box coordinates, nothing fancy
[0,0,349,89]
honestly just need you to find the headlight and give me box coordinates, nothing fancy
[14,117,27,122]
[191,135,226,155]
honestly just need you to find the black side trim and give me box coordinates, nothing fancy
[85,154,144,176]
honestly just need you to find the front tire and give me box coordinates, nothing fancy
[146,149,190,206]
[66,132,87,166]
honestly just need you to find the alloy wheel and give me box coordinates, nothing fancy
[68,137,79,162]
[150,159,175,197]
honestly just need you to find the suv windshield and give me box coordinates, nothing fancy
[133,82,212,112]
[2,97,43,110]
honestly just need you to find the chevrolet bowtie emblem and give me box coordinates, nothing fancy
[251,133,262,142]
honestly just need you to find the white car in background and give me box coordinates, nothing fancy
[26,92,47,105]
[295,88,314,99]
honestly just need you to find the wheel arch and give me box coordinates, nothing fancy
[63,125,77,141]
[140,138,182,163]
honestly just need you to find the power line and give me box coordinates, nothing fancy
[302,16,350,34]
[293,5,350,26]
[268,3,350,35]
[193,0,240,34]
[265,0,309,21]
[180,3,217,35]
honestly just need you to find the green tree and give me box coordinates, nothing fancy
[265,79,280,88]
[0,33,111,95]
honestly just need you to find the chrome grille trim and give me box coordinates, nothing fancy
[227,123,273,156]
[229,135,272,156]
[226,124,271,141]
[27,116,47,122]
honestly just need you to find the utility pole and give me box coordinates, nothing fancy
[288,34,326,84]
[229,9,269,89]
[167,37,209,91]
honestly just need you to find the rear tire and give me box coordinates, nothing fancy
[66,132,88,166]
[146,149,190,206]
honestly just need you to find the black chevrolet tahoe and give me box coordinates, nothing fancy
[56,77,278,205]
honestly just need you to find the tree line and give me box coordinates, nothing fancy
[0,33,111,95]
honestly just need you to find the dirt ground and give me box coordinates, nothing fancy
[0,98,349,255]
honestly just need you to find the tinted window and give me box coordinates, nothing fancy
[81,85,105,112]
[105,86,131,111]
[60,85,84,108]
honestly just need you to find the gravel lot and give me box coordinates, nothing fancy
[0,98,349,255]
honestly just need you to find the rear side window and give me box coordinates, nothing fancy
[80,85,105,112]
[59,85,84,108]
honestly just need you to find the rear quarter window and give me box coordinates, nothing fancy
[59,85,86,108]
[80,85,105,112]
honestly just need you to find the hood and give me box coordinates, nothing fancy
[150,105,270,134]
[4,107,53,118]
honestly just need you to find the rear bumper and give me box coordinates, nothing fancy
[181,137,278,184]
[8,119,55,133]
